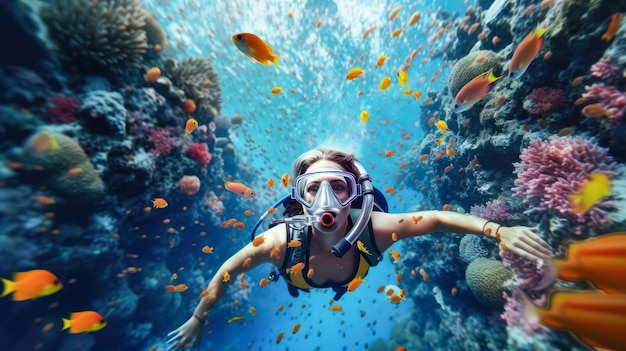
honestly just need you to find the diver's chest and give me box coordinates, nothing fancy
[306,250,357,284]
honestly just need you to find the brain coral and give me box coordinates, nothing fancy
[41,0,153,72]
[447,50,503,97]
[164,58,223,123]
[22,131,104,204]
[465,257,513,309]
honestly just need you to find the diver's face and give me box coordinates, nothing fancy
[302,160,352,232]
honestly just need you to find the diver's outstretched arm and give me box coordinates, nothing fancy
[166,224,286,350]
[371,210,552,262]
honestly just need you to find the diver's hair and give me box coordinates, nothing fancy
[284,148,359,217]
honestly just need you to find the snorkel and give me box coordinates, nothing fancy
[330,160,374,258]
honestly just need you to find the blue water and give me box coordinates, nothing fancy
[2,0,625,350]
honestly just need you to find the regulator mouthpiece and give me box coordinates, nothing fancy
[319,212,335,228]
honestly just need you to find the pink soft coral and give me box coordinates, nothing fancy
[512,136,615,235]
[582,83,626,119]
[524,87,568,115]
[149,129,174,157]
[187,143,212,167]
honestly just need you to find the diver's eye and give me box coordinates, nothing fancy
[306,185,319,193]
[332,184,346,192]
[236,34,242,41]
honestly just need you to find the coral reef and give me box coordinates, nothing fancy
[465,257,513,308]
[447,50,503,97]
[163,58,223,123]
[21,131,104,205]
[178,175,201,196]
[40,0,156,73]
[512,136,616,235]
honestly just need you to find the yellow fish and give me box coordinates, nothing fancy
[184,118,198,135]
[568,173,611,214]
[397,70,408,86]
[376,55,387,68]
[270,87,283,94]
[227,316,245,323]
[360,110,369,123]
[232,33,281,66]
[346,67,365,80]
[435,120,448,131]
[379,77,391,90]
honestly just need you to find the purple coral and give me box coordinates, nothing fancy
[524,87,569,115]
[469,198,513,222]
[582,83,626,119]
[512,136,615,235]
[46,95,81,123]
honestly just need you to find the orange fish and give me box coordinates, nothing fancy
[408,11,421,26]
[202,246,213,254]
[152,198,168,208]
[224,180,255,197]
[390,250,401,262]
[252,236,265,247]
[509,24,549,80]
[144,67,161,82]
[232,33,281,66]
[270,87,283,94]
[267,178,275,188]
[287,239,302,247]
[581,103,612,118]
[346,276,364,292]
[538,232,626,293]
[329,305,343,312]
[1,269,62,301]
[453,68,499,112]
[280,173,291,188]
[62,311,107,334]
[288,262,305,275]
[602,13,624,41]
[223,271,230,282]
[435,120,448,131]
[519,288,626,350]
[35,195,56,205]
[184,118,198,135]
[292,322,301,334]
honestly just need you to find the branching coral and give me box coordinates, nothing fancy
[46,96,81,123]
[512,136,616,235]
[470,198,513,222]
[187,143,212,167]
[40,0,151,72]
[164,58,223,123]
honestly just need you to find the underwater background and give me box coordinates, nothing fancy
[1,0,625,350]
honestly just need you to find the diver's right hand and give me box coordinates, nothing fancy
[166,316,203,351]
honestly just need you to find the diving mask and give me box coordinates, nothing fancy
[291,167,361,231]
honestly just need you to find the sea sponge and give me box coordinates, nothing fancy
[164,58,223,123]
[40,0,150,72]
[22,131,104,204]
[179,175,201,196]
[465,257,513,309]
[447,50,503,97]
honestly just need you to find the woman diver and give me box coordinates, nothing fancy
[166,148,552,350]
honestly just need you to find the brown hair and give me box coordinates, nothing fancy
[284,148,359,217]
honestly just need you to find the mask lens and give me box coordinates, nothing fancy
[293,170,358,208]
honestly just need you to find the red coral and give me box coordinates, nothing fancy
[46,96,81,123]
[524,87,568,115]
[149,129,174,157]
[187,143,212,167]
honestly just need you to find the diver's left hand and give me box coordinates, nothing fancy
[166,316,203,351]
[497,226,552,261]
